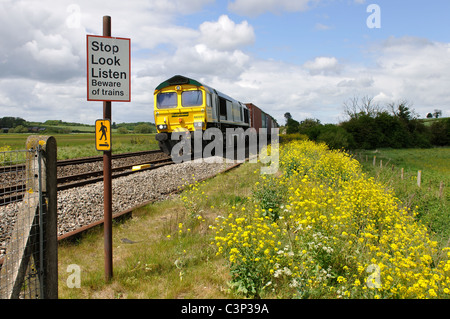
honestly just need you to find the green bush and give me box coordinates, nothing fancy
[279,133,308,144]
[316,124,354,150]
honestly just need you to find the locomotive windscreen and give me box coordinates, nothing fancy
[157,92,177,109]
[182,90,203,107]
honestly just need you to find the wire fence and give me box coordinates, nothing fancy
[0,137,58,299]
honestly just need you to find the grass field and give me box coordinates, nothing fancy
[0,133,159,160]
[356,147,449,242]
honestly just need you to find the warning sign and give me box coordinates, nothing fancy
[95,119,111,151]
[87,35,131,102]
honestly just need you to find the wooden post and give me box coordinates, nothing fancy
[417,170,421,187]
[401,168,404,180]
[373,156,376,166]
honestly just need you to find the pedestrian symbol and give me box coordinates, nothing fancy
[95,119,111,151]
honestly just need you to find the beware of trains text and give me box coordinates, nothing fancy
[87,35,131,102]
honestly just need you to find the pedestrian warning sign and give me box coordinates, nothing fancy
[95,119,111,151]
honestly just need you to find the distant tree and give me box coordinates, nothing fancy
[433,109,442,119]
[134,123,153,133]
[44,120,63,126]
[0,117,26,128]
[341,113,382,149]
[284,112,292,124]
[299,118,321,130]
[286,118,300,134]
[298,118,322,140]
[397,103,413,122]
[316,124,354,150]
[340,98,434,149]
[11,125,29,133]
[426,113,433,119]
[387,100,416,119]
[343,96,382,119]
[430,118,450,146]
[117,127,128,134]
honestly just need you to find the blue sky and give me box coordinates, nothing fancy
[1,0,449,126]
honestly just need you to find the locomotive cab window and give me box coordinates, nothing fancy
[157,92,177,109]
[219,97,227,117]
[182,90,203,107]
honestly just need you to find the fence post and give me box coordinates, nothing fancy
[37,136,58,299]
[417,170,422,188]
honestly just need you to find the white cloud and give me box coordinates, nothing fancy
[199,15,255,50]
[315,23,333,31]
[209,36,450,124]
[228,0,315,16]
[303,57,341,75]
[370,37,450,111]
[150,44,251,80]
[0,2,85,81]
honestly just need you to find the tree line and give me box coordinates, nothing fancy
[284,97,450,150]
[0,117,156,134]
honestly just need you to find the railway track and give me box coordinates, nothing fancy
[0,150,172,206]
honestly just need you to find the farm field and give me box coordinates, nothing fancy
[356,147,450,241]
[58,141,450,299]
[0,133,159,160]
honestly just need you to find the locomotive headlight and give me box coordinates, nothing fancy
[157,124,168,130]
[194,122,204,128]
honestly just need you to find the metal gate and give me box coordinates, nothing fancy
[0,136,57,299]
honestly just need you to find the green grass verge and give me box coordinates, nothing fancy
[58,161,261,299]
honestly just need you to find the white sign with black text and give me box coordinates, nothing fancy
[87,35,131,102]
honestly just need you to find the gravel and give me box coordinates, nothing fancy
[0,157,242,257]
[56,152,169,178]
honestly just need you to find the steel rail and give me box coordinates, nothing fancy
[56,150,163,167]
